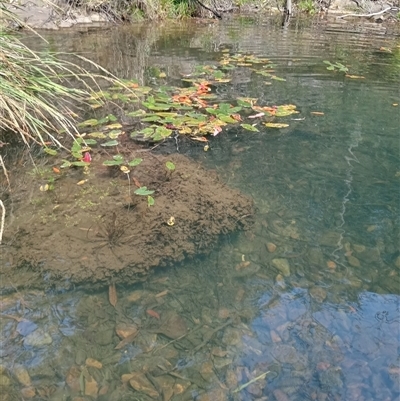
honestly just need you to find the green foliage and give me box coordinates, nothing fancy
[134,187,155,196]
[323,60,349,73]
[166,161,176,171]
[297,0,316,14]
[0,2,128,149]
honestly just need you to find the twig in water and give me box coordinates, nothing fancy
[0,200,5,245]
[337,6,393,19]
[232,371,270,393]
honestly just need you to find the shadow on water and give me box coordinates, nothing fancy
[1,16,399,401]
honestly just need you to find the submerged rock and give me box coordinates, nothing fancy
[23,329,52,347]
[272,258,291,277]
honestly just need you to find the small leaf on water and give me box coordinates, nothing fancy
[134,186,154,196]
[106,114,118,122]
[166,161,175,171]
[147,196,155,206]
[44,148,58,156]
[105,123,123,130]
[71,161,90,167]
[78,118,99,127]
[108,130,123,139]
[128,158,143,167]
[241,124,259,132]
[271,76,286,81]
[101,140,119,147]
[60,160,71,168]
[83,139,97,145]
[88,132,107,139]
[127,109,146,117]
[103,160,123,166]
[264,123,289,128]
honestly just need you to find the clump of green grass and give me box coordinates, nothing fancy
[0,2,126,148]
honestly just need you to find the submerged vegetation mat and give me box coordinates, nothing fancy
[1,150,253,289]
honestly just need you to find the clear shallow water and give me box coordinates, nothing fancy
[1,17,400,401]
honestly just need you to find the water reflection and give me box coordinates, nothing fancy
[1,16,400,401]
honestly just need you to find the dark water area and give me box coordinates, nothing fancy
[1,17,400,401]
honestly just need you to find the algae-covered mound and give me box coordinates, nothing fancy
[2,152,253,288]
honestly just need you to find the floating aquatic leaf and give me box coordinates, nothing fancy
[241,124,259,132]
[71,141,82,153]
[134,186,154,196]
[127,109,147,117]
[83,139,97,145]
[78,119,99,127]
[166,161,175,171]
[101,140,119,147]
[103,155,124,166]
[206,103,242,116]
[108,130,123,139]
[103,160,122,166]
[105,123,122,130]
[156,126,173,138]
[264,123,289,128]
[178,126,192,134]
[271,76,286,81]
[44,147,58,156]
[237,97,257,108]
[142,102,171,111]
[128,158,143,167]
[60,160,71,168]
[71,161,90,167]
[141,115,162,122]
[218,114,237,123]
[88,132,107,139]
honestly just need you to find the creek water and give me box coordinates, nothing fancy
[1,16,400,401]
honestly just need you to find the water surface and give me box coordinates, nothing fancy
[1,17,400,401]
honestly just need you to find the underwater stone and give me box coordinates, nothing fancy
[23,329,52,347]
[272,258,291,277]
